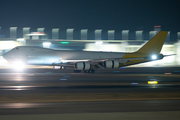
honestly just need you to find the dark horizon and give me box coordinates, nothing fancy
[0,0,179,40]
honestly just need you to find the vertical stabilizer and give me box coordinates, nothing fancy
[135,31,168,54]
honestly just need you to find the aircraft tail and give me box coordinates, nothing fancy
[135,31,168,54]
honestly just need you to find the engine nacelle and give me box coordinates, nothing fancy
[75,62,91,70]
[104,60,119,68]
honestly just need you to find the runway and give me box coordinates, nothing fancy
[1,100,180,115]
[0,67,180,119]
[0,67,180,97]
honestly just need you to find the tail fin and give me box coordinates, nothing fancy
[135,31,168,54]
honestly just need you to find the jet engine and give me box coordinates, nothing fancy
[75,62,91,70]
[104,60,119,68]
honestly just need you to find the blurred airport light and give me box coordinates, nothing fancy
[17,38,26,45]
[108,30,115,40]
[154,25,161,32]
[60,41,70,44]
[148,81,158,84]
[0,41,21,50]
[178,32,180,40]
[81,29,88,40]
[23,27,30,38]
[122,30,129,40]
[67,29,74,40]
[95,29,102,40]
[37,28,45,32]
[52,28,59,39]
[95,41,103,45]
[10,27,17,38]
[149,31,157,40]
[166,31,171,41]
[17,38,25,42]
[26,32,47,40]
[136,30,143,40]
[43,42,51,48]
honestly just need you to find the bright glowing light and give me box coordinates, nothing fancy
[12,61,25,71]
[17,38,25,41]
[148,81,158,84]
[52,66,61,69]
[43,42,51,46]
[151,55,157,60]
[95,41,103,45]
[43,42,51,48]
[60,42,70,44]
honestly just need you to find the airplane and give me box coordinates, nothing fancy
[3,31,170,73]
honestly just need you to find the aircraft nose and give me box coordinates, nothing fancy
[3,52,10,61]
[2,48,18,62]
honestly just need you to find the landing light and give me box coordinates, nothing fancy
[12,61,25,71]
[151,55,157,60]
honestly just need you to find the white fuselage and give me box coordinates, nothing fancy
[3,46,126,65]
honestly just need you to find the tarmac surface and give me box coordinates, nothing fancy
[0,67,180,119]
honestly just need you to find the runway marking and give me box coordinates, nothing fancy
[60,79,67,80]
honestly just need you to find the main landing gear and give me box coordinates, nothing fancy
[74,69,95,73]
[84,69,95,73]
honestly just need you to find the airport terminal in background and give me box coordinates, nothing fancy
[0,26,180,67]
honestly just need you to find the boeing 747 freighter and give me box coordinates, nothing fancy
[3,31,170,73]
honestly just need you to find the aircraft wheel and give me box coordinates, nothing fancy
[87,69,95,73]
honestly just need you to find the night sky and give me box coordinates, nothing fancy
[0,0,179,39]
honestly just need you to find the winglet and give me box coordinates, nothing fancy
[135,31,168,54]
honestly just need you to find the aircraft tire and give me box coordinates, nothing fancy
[83,69,96,73]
